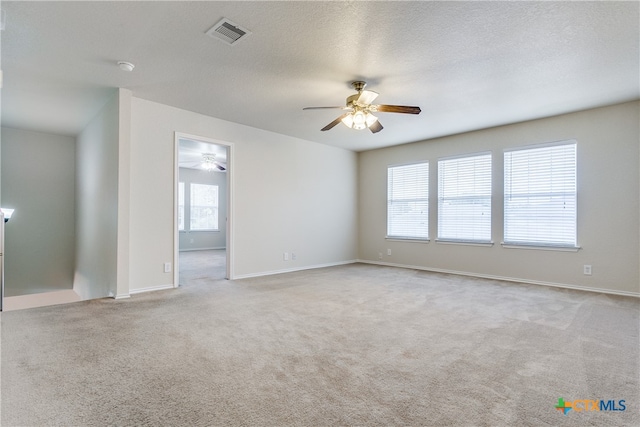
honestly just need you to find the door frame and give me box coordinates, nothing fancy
[173,132,234,285]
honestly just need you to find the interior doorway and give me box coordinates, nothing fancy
[174,133,233,286]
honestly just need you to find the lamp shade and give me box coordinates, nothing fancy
[352,111,367,130]
[1,208,14,222]
[341,110,379,131]
[365,112,378,127]
[341,114,354,128]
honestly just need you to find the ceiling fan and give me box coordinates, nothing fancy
[303,81,421,133]
[201,153,226,171]
[179,151,226,171]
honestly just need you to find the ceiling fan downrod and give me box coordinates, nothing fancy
[351,81,367,92]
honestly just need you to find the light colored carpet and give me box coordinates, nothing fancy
[179,249,226,283]
[1,263,638,426]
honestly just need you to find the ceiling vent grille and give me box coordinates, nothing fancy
[206,18,251,45]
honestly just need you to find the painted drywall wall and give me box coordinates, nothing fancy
[116,89,132,299]
[129,97,357,290]
[178,167,227,251]
[0,127,76,296]
[359,101,640,295]
[73,91,120,300]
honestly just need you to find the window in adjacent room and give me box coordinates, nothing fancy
[438,152,492,243]
[178,182,185,231]
[387,162,429,240]
[504,141,577,248]
[190,183,219,231]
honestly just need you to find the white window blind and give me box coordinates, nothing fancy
[178,182,185,231]
[504,142,577,247]
[438,153,492,242]
[387,162,429,239]
[190,183,219,231]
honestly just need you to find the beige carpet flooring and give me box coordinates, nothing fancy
[179,249,227,283]
[1,263,638,426]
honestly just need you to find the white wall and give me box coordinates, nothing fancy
[1,127,76,296]
[116,89,132,298]
[129,97,357,291]
[178,167,227,251]
[358,101,640,296]
[73,91,120,300]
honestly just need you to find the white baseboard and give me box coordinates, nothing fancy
[114,294,130,300]
[179,247,225,252]
[129,284,176,295]
[233,260,358,280]
[357,259,640,298]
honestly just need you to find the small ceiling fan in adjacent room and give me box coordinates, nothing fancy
[303,81,421,133]
[179,152,226,171]
[200,153,226,171]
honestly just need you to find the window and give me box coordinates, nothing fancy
[438,153,492,243]
[190,183,219,231]
[178,182,185,231]
[504,141,577,248]
[387,162,429,240]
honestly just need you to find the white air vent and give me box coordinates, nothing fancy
[206,18,251,45]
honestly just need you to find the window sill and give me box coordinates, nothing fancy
[501,243,581,252]
[436,239,494,247]
[385,237,430,243]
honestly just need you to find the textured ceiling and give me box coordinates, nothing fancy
[1,1,638,152]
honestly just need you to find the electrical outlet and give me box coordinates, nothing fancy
[387,249,392,256]
[291,253,297,261]
[583,264,592,275]
[284,252,289,261]
[378,252,383,260]
[164,262,172,273]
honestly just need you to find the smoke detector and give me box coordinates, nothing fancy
[206,18,251,45]
[117,61,135,72]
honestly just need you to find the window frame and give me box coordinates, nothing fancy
[178,181,185,231]
[386,161,430,242]
[437,151,493,245]
[189,183,220,232]
[502,140,579,251]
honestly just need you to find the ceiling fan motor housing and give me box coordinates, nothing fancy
[351,81,367,92]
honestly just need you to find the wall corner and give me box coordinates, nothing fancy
[116,88,132,298]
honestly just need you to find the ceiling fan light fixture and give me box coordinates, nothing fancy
[352,110,367,130]
[202,153,217,171]
[341,111,378,130]
[365,112,378,127]
[341,114,354,128]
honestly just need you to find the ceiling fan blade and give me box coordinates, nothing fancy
[321,114,348,131]
[357,90,379,105]
[376,104,422,114]
[303,106,346,110]
[369,120,383,133]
